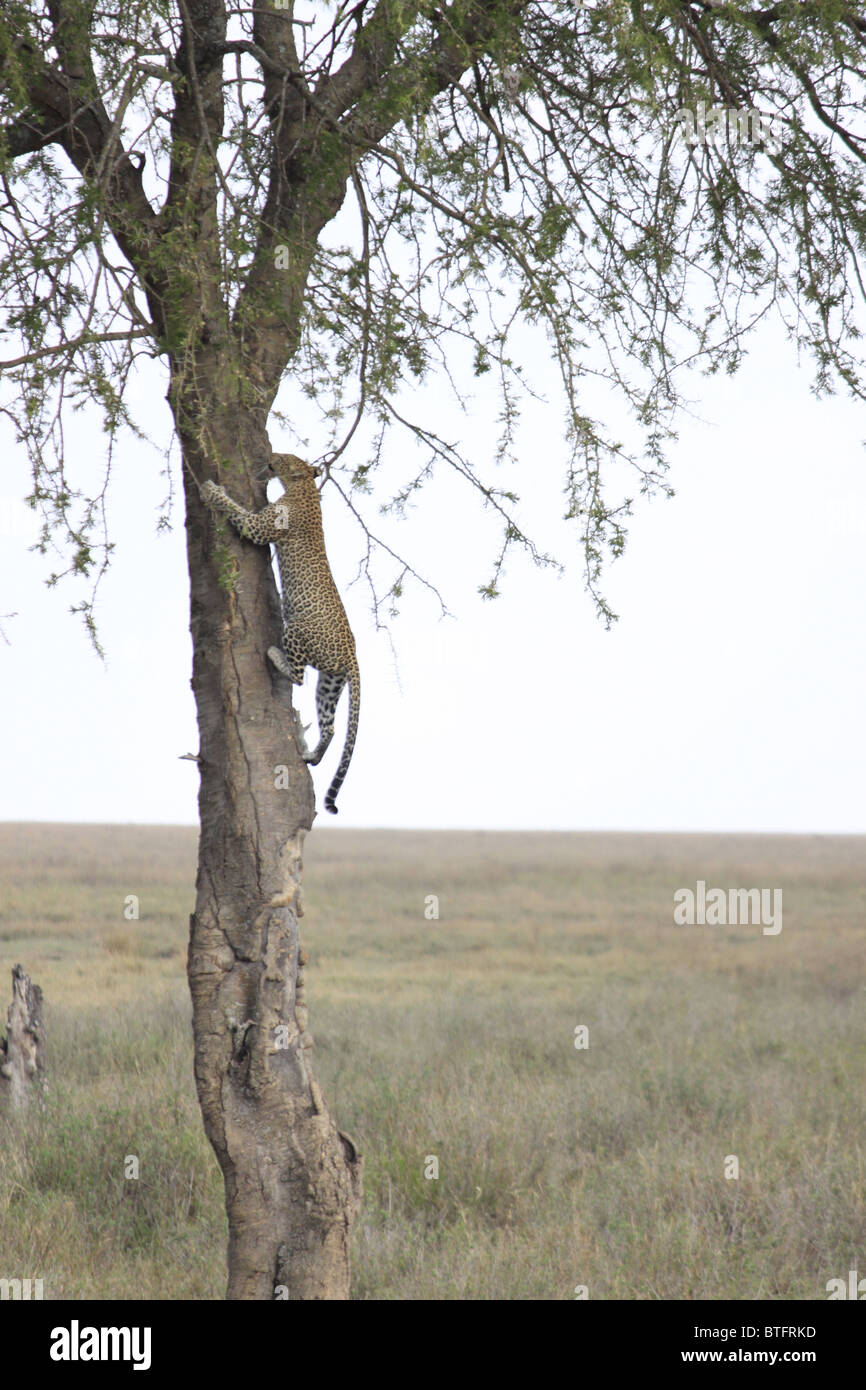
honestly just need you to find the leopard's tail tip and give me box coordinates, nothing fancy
[325,798,339,815]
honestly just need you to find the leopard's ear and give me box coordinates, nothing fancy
[310,464,323,478]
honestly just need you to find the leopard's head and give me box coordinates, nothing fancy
[270,454,322,489]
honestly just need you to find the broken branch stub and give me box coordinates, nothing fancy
[0,964,46,1112]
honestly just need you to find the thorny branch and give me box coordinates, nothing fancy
[1,1,866,634]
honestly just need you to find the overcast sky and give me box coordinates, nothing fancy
[2,306,864,832]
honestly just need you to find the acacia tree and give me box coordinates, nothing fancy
[2,0,865,1299]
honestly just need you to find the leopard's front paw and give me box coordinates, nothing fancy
[200,479,220,505]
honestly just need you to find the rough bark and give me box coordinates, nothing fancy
[0,965,46,1114]
[180,411,362,1300]
[5,0,511,1303]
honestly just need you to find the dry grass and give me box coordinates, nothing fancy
[0,823,864,1299]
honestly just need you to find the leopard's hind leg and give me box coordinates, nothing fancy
[304,670,347,766]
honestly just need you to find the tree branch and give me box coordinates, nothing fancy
[0,328,153,370]
[2,36,163,326]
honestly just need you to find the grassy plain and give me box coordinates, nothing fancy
[0,823,864,1300]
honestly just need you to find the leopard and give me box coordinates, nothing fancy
[200,453,359,815]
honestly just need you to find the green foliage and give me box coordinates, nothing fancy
[214,538,239,595]
[2,2,866,628]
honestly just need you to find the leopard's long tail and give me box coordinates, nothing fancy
[325,662,360,814]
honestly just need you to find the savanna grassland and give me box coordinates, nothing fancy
[0,823,864,1300]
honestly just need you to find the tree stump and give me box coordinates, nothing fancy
[0,964,46,1113]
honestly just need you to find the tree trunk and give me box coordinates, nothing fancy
[180,413,362,1300]
[0,964,46,1114]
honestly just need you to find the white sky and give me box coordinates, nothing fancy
[1,309,864,832]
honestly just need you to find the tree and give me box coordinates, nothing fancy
[1,0,864,1299]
